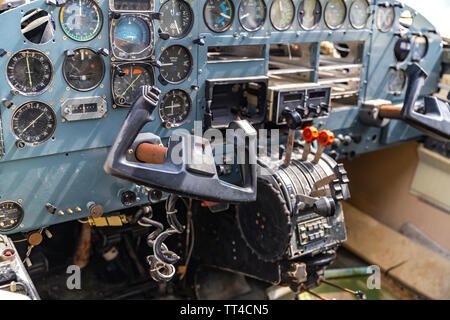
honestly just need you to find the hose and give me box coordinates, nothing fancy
[153,194,185,264]
[134,195,186,282]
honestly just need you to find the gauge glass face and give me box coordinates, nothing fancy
[112,16,153,59]
[112,0,152,11]
[159,45,193,84]
[63,48,105,91]
[270,0,295,31]
[6,50,53,96]
[204,0,235,33]
[388,69,406,95]
[113,63,155,106]
[349,0,369,29]
[60,0,103,42]
[376,6,395,32]
[159,89,192,126]
[394,37,411,62]
[238,0,267,32]
[0,202,24,232]
[324,0,346,29]
[412,36,428,61]
[11,102,57,145]
[298,0,322,30]
[21,9,55,44]
[159,0,194,39]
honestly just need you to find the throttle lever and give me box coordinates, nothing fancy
[104,86,257,203]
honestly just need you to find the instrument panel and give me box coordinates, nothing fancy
[0,0,443,234]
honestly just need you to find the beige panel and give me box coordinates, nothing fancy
[343,142,450,251]
[411,144,450,211]
[342,202,450,300]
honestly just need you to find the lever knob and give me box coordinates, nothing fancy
[282,109,303,130]
[302,126,319,142]
[318,130,335,146]
[301,126,318,161]
[158,28,170,40]
[312,130,335,164]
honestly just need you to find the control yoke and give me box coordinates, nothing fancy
[104,86,257,203]
[401,63,450,141]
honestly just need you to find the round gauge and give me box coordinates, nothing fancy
[6,49,53,96]
[113,63,155,106]
[159,45,193,84]
[270,0,295,31]
[298,0,322,30]
[11,101,57,145]
[349,0,369,29]
[204,0,235,33]
[63,48,105,91]
[394,37,411,62]
[376,6,395,32]
[324,0,347,29]
[388,68,406,95]
[238,0,267,32]
[60,0,103,42]
[21,9,55,44]
[0,201,24,232]
[111,15,154,60]
[159,0,194,39]
[412,36,428,61]
[159,89,192,127]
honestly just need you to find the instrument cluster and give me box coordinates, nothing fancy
[0,0,430,161]
[0,0,442,235]
[108,0,195,131]
[0,0,377,157]
[200,0,372,33]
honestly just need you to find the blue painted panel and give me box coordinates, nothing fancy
[0,0,444,234]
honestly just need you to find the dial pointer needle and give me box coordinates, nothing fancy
[121,74,142,97]
[22,112,44,133]
[26,54,32,87]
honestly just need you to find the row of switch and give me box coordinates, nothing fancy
[296,103,330,119]
[297,218,331,245]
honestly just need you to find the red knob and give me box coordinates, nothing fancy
[302,126,319,142]
[318,130,335,146]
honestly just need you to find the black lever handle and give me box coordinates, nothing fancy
[104,86,257,203]
[400,63,450,141]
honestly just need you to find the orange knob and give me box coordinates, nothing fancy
[302,126,319,142]
[318,130,335,146]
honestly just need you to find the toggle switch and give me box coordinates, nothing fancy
[194,38,206,46]
[97,48,109,56]
[2,99,13,108]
